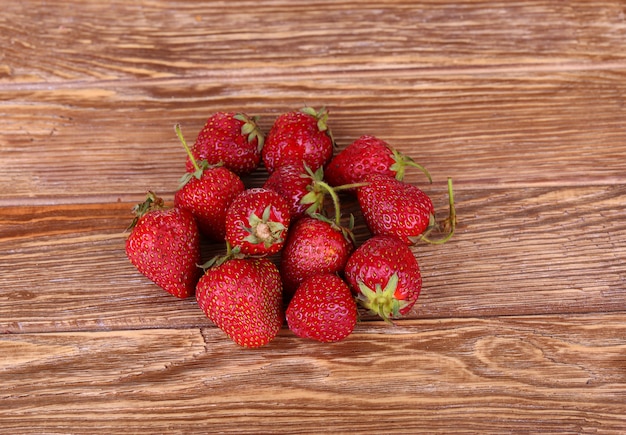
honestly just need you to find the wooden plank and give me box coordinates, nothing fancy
[3,0,626,433]
[1,184,624,333]
[1,315,624,433]
[2,70,626,203]
[3,1,626,84]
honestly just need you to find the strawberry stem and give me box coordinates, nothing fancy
[421,178,456,245]
[315,179,342,226]
[298,161,345,225]
[333,182,369,191]
[175,124,203,178]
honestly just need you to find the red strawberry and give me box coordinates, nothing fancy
[196,256,283,348]
[325,135,431,189]
[174,124,245,241]
[280,215,354,301]
[286,273,357,343]
[225,188,291,256]
[344,235,422,322]
[358,175,457,245]
[357,174,435,245]
[262,163,331,220]
[262,106,334,174]
[186,112,264,175]
[125,192,201,298]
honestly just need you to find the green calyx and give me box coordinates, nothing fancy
[299,163,327,216]
[127,191,164,231]
[295,162,359,245]
[390,147,432,183]
[242,205,286,248]
[300,106,336,147]
[234,113,265,151]
[298,163,368,219]
[356,273,408,324]
[200,242,244,270]
[300,106,328,131]
[420,177,457,245]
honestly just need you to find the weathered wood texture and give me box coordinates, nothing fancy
[1,0,625,433]
[3,71,626,204]
[3,0,626,84]
[2,316,625,434]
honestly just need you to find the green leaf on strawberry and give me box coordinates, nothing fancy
[356,273,409,323]
[345,235,423,323]
[225,188,291,256]
[242,205,287,248]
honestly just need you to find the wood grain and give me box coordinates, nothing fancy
[3,0,626,84]
[1,0,626,433]
[1,316,625,434]
[2,70,626,203]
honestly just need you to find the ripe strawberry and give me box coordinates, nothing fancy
[186,112,264,175]
[125,192,201,298]
[279,215,354,301]
[225,187,291,256]
[286,274,357,343]
[357,174,435,245]
[325,135,431,189]
[262,162,330,220]
[262,106,334,174]
[196,256,283,348]
[174,125,245,241]
[344,235,422,322]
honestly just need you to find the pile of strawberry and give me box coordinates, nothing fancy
[125,107,455,348]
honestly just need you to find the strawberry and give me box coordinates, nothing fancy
[263,163,320,220]
[357,173,435,245]
[196,256,283,348]
[279,215,354,301]
[344,235,422,322]
[263,162,367,221]
[262,106,334,174]
[325,135,431,189]
[263,162,336,220]
[358,175,457,245]
[125,191,201,298]
[286,273,357,343]
[174,125,245,241]
[186,112,264,175]
[225,187,291,256]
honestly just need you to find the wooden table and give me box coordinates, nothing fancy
[1,1,625,433]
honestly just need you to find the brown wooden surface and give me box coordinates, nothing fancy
[1,1,625,433]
